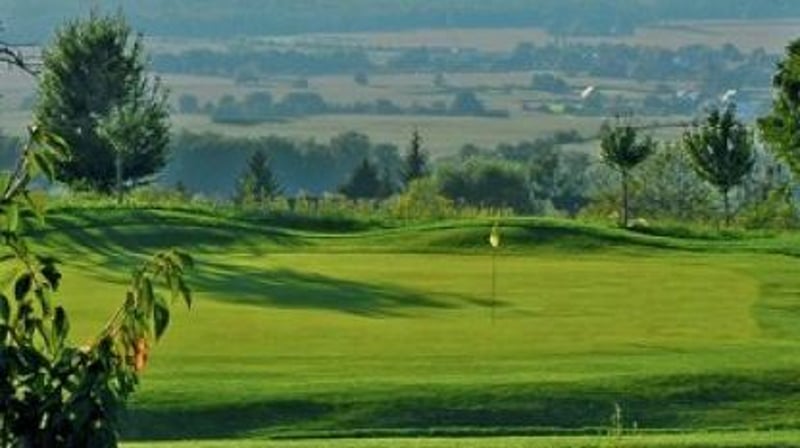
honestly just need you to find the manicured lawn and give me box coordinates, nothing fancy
[125,431,800,447]
[28,209,800,444]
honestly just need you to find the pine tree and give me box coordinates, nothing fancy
[35,13,170,192]
[600,117,656,227]
[402,128,428,187]
[339,158,381,199]
[236,149,281,206]
[684,104,754,226]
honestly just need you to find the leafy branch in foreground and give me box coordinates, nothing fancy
[0,126,193,447]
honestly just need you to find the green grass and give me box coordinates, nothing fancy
[18,206,800,446]
[123,431,800,447]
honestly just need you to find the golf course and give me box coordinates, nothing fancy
[28,205,800,447]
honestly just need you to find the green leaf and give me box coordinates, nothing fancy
[32,151,56,181]
[14,273,32,302]
[23,192,47,225]
[42,132,69,159]
[140,277,155,314]
[178,277,192,310]
[35,288,53,317]
[153,295,170,341]
[7,203,19,234]
[40,262,62,291]
[0,294,9,323]
[53,306,69,344]
[173,250,194,269]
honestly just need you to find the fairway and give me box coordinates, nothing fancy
[31,209,800,443]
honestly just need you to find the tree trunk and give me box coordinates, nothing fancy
[723,188,730,227]
[621,170,629,228]
[115,151,123,205]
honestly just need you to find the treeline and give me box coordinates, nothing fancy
[159,113,796,230]
[152,49,371,78]
[186,90,507,124]
[156,42,774,97]
[164,131,403,196]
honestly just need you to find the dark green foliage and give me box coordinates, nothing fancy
[529,148,592,217]
[0,126,192,447]
[166,132,402,197]
[402,129,428,187]
[450,90,485,115]
[378,166,397,199]
[438,159,530,212]
[178,94,200,114]
[636,142,715,222]
[759,38,800,177]
[339,158,382,200]
[600,118,656,227]
[35,13,170,193]
[275,92,328,116]
[684,104,755,225]
[354,71,369,86]
[531,73,570,94]
[236,149,282,206]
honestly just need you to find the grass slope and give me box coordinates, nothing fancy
[24,207,800,444]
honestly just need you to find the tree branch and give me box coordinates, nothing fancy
[0,41,40,76]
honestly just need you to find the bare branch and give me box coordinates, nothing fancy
[0,41,40,76]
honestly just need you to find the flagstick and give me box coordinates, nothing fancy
[491,249,496,324]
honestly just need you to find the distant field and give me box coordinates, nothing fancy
[171,112,607,155]
[301,19,800,52]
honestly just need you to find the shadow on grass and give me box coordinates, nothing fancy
[122,399,334,441]
[121,370,800,441]
[30,208,306,263]
[195,261,500,317]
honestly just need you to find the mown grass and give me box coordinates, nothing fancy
[124,430,800,447]
[18,207,800,446]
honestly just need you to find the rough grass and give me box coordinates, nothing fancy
[19,207,800,445]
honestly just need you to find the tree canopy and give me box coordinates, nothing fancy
[35,13,170,192]
[684,104,755,225]
[759,38,800,177]
[600,118,656,226]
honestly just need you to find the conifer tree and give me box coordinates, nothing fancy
[35,14,170,192]
[340,158,381,199]
[236,149,281,206]
[403,128,428,187]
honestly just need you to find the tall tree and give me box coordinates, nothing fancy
[402,128,428,187]
[339,158,381,200]
[759,38,800,177]
[684,104,755,226]
[236,149,281,206]
[35,13,170,192]
[599,117,656,227]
